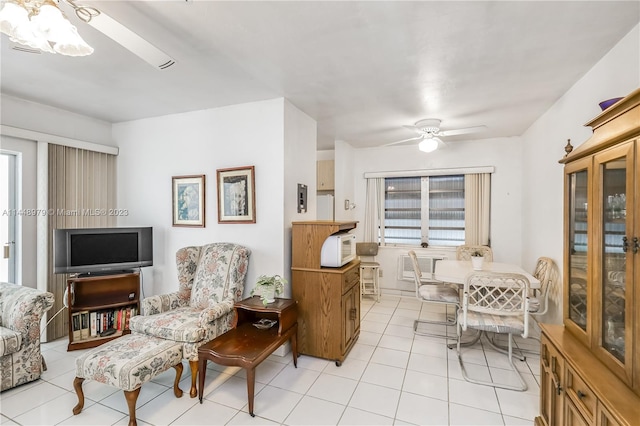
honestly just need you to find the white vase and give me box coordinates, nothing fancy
[262,286,276,303]
[471,256,484,271]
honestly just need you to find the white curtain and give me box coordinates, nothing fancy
[46,144,117,340]
[464,173,491,245]
[364,178,385,243]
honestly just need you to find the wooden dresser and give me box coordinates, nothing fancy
[536,88,640,426]
[291,221,360,365]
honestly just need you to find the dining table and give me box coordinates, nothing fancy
[432,259,540,289]
[432,259,541,350]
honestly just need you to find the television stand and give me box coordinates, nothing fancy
[66,271,140,351]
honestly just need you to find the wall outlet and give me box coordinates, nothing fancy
[379,269,383,277]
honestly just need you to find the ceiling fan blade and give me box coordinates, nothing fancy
[88,12,176,70]
[383,136,423,147]
[402,125,420,132]
[438,125,487,137]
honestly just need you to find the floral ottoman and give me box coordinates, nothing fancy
[72,333,183,426]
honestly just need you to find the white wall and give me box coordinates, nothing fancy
[343,136,523,293]
[1,94,113,146]
[283,100,318,297]
[521,24,640,324]
[114,98,316,298]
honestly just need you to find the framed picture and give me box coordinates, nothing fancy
[172,175,205,227]
[217,166,256,223]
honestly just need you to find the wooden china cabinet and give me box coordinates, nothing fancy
[536,88,640,426]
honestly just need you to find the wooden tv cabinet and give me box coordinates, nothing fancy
[66,271,140,351]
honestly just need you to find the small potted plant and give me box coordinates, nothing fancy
[471,251,484,270]
[251,274,287,305]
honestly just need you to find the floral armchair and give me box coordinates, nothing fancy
[0,282,54,392]
[129,242,250,397]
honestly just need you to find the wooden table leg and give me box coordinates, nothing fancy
[246,368,256,417]
[72,377,85,415]
[173,363,184,398]
[123,388,141,426]
[198,357,207,403]
[291,331,298,368]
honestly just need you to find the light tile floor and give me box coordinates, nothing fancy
[0,295,539,425]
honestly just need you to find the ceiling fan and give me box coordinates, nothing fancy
[385,118,487,152]
[2,0,175,69]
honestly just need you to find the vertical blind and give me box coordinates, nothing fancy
[365,169,491,247]
[46,144,117,340]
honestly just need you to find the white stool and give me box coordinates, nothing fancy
[357,243,380,302]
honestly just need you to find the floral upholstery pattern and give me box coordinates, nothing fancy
[129,243,250,362]
[75,333,182,392]
[0,282,54,391]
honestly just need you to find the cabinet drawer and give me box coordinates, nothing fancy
[566,366,596,422]
[565,397,592,426]
[342,266,360,294]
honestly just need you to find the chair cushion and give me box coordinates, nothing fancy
[129,307,205,343]
[528,297,540,313]
[460,311,525,334]
[418,284,460,304]
[0,326,21,356]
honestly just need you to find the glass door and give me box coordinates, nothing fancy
[565,159,591,339]
[593,141,634,385]
[564,157,591,344]
[0,151,17,283]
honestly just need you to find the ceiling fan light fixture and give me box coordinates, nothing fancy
[0,0,93,56]
[418,137,440,153]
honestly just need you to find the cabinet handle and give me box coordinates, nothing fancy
[577,390,586,399]
[622,236,629,252]
[633,237,639,254]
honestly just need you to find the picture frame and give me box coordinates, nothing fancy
[217,166,256,223]
[172,175,205,227]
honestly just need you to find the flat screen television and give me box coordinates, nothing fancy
[54,227,153,275]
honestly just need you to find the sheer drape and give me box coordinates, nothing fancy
[364,178,385,243]
[46,144,117,340]
[464,173,491,245]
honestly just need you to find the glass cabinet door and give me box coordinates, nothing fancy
[594,141,634,384]
[600,157,627,362]
[567,167,589,332]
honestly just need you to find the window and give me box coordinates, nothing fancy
[383,175,465,246]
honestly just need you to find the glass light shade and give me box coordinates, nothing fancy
[0,1,29,35]
[418,138,439,153]
[0,0,93,56]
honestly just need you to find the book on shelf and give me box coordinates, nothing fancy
[90,311,97,337]
[72,312,81,341]
[80,311,90,339]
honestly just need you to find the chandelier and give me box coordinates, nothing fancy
[0,0,97,56]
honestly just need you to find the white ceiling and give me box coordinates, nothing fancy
[1,1,639,150]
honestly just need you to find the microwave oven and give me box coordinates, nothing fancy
[320,232,356,267]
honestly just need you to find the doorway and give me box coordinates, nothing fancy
[0,151,18,283]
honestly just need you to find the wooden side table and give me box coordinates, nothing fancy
[197,296,298,416]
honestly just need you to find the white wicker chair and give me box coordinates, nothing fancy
[408,250,460,338]
[456,245,494,261]
[457,271,530,391]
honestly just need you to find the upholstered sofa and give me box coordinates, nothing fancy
[129,242,250,397]
[0,282,55,392]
